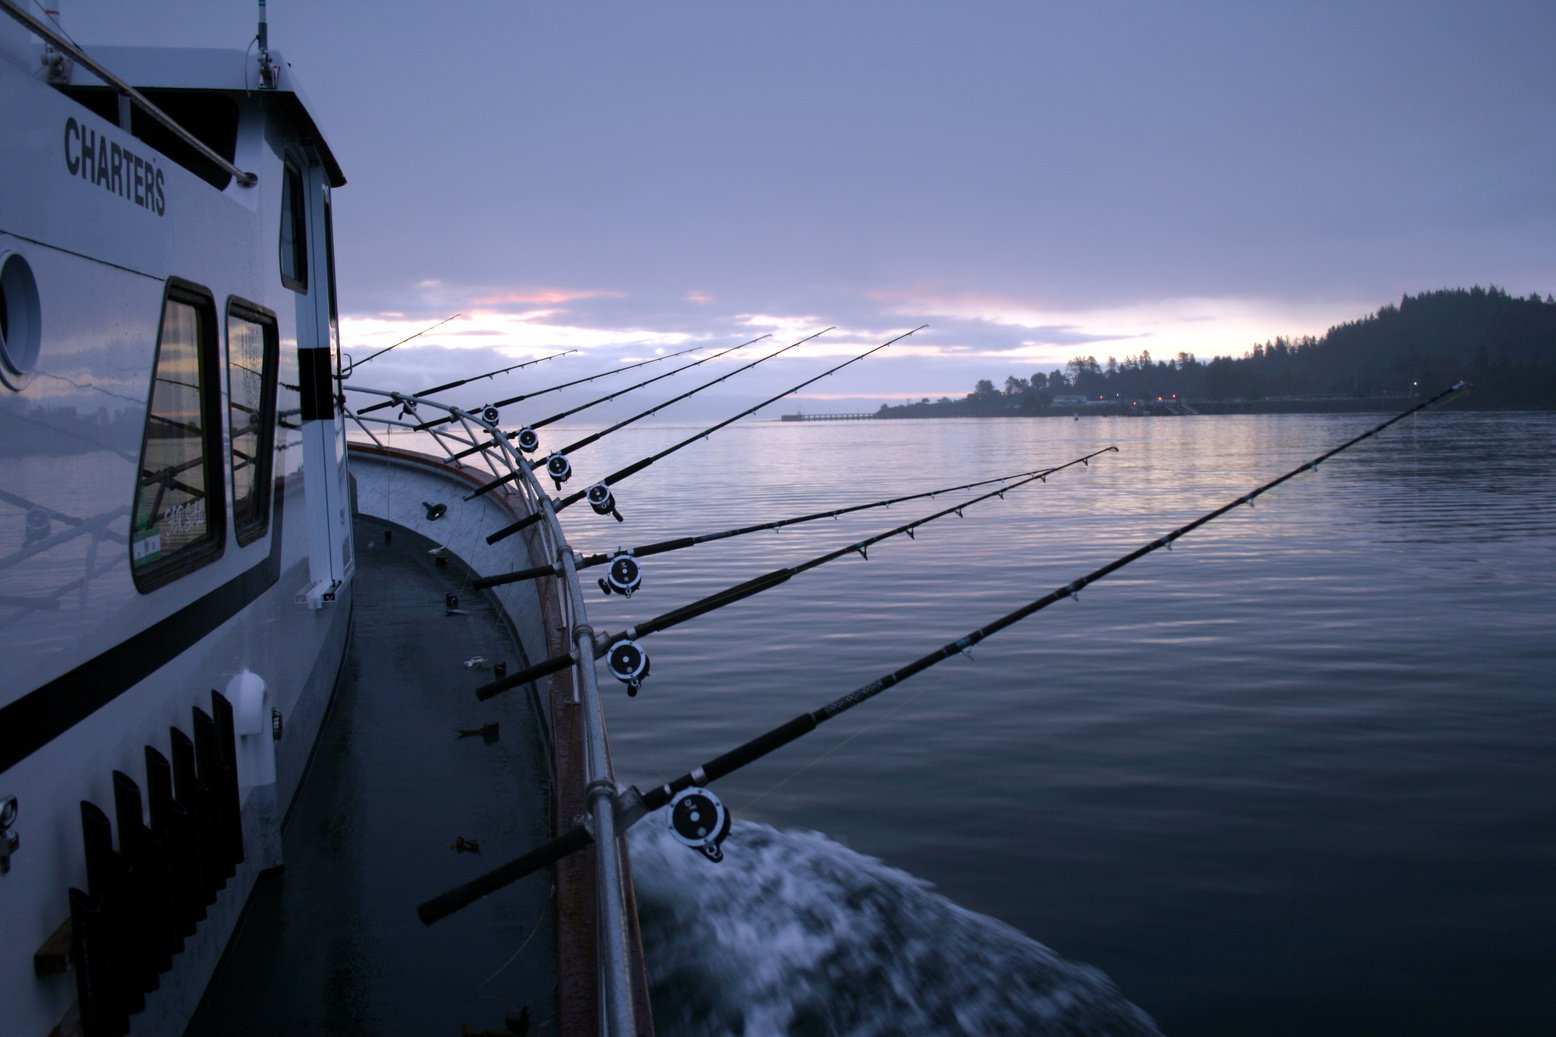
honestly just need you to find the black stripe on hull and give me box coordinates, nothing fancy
[0,489,288,774]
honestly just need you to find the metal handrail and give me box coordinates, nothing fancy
[347,389,638,1036]
[0,0,259,187]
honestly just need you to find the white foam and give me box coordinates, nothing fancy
[630,815,1162,1036]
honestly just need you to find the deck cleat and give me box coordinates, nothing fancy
[606,639,650,695]
[516,427,540,454]
[422,501,447,521]
[597,552,642,598]
[587,482,624,522]
[545,453,572,488]
[667,787,731,863]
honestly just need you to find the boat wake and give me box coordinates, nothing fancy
[629,817,1162,1037]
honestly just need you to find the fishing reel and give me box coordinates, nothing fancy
[516,427,540,454]
[545,452,572,489]
[606,639,650,696]
[597,551,642,598]
[667,786,731,863]
[587,482,624,522]
[480,405,500,425]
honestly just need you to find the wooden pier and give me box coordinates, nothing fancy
[779,412,877,422]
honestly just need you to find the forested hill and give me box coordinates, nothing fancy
[881,286,1556,416]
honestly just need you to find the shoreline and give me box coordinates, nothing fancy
[864,397,1552,420]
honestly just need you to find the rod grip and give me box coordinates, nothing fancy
[476,652,574,700]
[486,510,542,544]
[626,536,696,559]
[417,825,594,925]
[702,714,818,783]
[464,469,519,500]
[472,563,557,590]
[636,568,790,637]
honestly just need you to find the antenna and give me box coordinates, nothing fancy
[256,0,278,88]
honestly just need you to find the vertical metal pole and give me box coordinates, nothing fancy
[559,550,636,1037]
[498,421,635,1037]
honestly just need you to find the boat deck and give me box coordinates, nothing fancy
[187,514,557,1036]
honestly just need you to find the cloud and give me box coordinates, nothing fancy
[344,272,1375,396]
[468,288,627,313]
[340,307,696,366]
[341,272,1386,415]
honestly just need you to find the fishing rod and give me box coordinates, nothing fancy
[457,331,778,492]
[474,445,1115,701]
[417,381,1470,925]
[483,326,925,543]
[344,313,461,374]
[416,342,709,435]
[352,349,576,415]
[473,448,1122,598]
[464,329,830,502]
[522,336,767,435]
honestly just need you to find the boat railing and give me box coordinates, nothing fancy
[346,390,638,1037]
[0,0,260,188]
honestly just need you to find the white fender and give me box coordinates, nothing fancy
[226,669,276,790]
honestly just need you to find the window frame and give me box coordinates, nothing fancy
[279,156,308,292]
[130,278,226,592]
[225,298,280,547]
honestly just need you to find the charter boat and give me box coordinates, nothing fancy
[0,4,647,1033]
[4,6,1479,1036]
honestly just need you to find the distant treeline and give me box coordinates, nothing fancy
[0,402,143,458]
[880,286,1556,416]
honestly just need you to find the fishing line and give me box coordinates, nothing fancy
[344,312,461,374]
[463,331,795,501]
[472,450,1116,593]
[474,886,554,997]
[483,326,926,544]
[475,445,1114,700]
[419,342,709,435]
[353,349,575,415]
[416,381,1470,925]
[522,338,762,434]
[734,675,943,818]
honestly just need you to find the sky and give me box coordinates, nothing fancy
[55,1,1556,411]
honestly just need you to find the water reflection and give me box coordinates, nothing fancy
[356,408,1556,1035]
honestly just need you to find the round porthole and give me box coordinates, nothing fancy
[0,250,42,391]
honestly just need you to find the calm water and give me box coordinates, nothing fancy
[393,407,1556,1034]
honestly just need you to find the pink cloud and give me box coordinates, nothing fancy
[470,287,625,306]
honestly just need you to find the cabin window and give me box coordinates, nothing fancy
[226,300,279,546]
[279,159,308,291]
[324,188,340,343]
[59,88,240,190]
[131,281,224,590]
